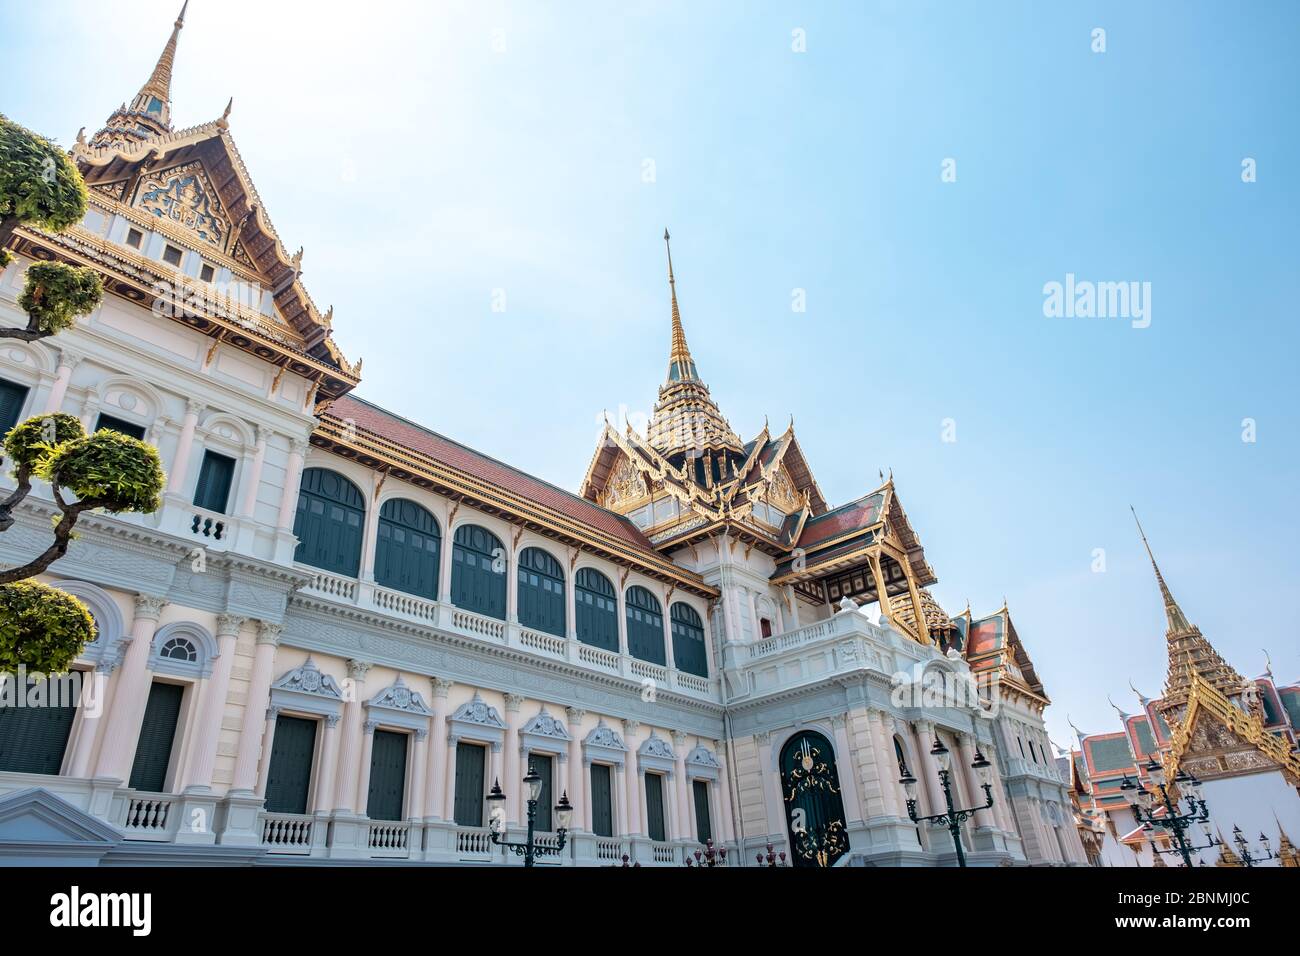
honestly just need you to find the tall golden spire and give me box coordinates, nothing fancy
[90,2,188,148]
[1131,508,1244,710]
[663,229,698,383]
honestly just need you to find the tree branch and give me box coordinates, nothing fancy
[0,463,33,532]
[0,493,110,585]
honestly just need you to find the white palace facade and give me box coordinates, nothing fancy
[0,9,1086,867]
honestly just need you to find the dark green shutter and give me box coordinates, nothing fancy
[0,676,77,774]
[644,772,666,841]
[528,752,554,831]
[517,548,566,637]
[590,763,613,837]
[95,413,147,440]
[128,682,184,792]
[671,603,709,677]
[575,568,618,651]
[192,450,236,514]
[693,779,712,843]
[625,586,665,665]
[0,379,30,436]
[264,715,318,814]
[293,468,365,576]
[453,741,486,826]
[451,525,506,619]
[374,498,441,599]
[365,729,409,821]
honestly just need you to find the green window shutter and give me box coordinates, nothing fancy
[292,468,365,576]
[192,450,236,514]
[671,603,709,677]
[0,676,77,774]
[575,568,618,651]
[374,498,441,600]
[692,779,712,843]
[590,763,613,837]
[517,548,565,637]
[453,741,486,826]
[128,682,184,792]
[644,772,666,842]
[94,413,147,440]
[365,729,409,821]
[264,715,318,815]
[527,752,554,831]
[625,586,665,665]
[0,379,30,436]
[450,524,506,620]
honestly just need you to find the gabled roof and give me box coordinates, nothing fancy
[963,603,1047,700]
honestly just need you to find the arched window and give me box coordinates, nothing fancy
[517,547,565,637]
[159,636,197,662]
[293,468,365,577]
[451,524,507,620]
[374,498,441,600]
[670,602,708,677]
[149,623,217,678]
[625,585,665,665]
[575,568,618,651]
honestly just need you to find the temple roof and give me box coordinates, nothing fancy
[962,602,1047,701]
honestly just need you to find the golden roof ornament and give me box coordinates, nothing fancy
[217,97,233,130]
[90,2,188,147]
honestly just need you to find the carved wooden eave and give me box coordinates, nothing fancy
[61,119,359,397]
[312,411,717,600]
[1162,673,1300,787]
[6,224,358,401]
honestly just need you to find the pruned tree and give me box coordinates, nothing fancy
[0,580,96,674]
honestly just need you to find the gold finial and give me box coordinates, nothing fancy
[217,97,233,129]
[137,1,188,110]
[1131,506,1193,635]
[76,127,86,145]
[1109,695,1130,720]
[663,228,695,381]
[1262,649,1273,679]
[321,305,333,329]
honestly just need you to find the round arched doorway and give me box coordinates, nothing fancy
[779,730,851,867]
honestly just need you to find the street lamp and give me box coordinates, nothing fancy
[684,838,728,867]
[898,738,995,868]
[1230,825,1276,867]
[756,843,788,867]
[1120,762,1216,867]
[487,773,573,867]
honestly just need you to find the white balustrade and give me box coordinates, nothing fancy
[260,813,314,854]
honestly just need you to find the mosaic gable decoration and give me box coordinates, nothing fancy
[133,160,229,247]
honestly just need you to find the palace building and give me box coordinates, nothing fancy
[1063,519,1300,867]
[0,7,1085,866]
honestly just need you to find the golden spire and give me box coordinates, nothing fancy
[1131,508,1245,710]
[138,1,188,108]
[664,229,697,383]
[1131,507,1192,634]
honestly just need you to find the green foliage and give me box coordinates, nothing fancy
[0,249,12,268]
[17,261,104,335]
[38,428,164,514]
[2,412,85,471]
[0,114,88,234]
[0,580,96,673]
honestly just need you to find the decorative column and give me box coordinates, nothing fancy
[355,719,377,814]
[860,709,895,818]
[359,471,383,582]
[489,742,503,795]
[310,714,341,807]
[438,514,456,605]
[912,720,943,817]
[78,394,98,431]
[662,586,676,671]
[229,621,281,794]
[425,679,452,820]
[275,437,308,532]
[785,585,801,630]
[94,595,167,783]
[565,707,585,829]
[409,728,429,822]
[616,584,629,657]
[165,399,204,495]
[581,755,594,832]
[565,557,578,640]
[716,744,736,843]
[67,661,112,777]
[331,659,370,813]
[256,706,280,798]
[830,715,864,824]
[43,349,80,414]
[506,535,520,624]
[671,731,690,841]
[613,763,630,837]
[236,426,269,519]
[182,613,246,792]
[503,693,524,822]
[623,720,642,836]
[442,733,459,826]
[756,732,786,843]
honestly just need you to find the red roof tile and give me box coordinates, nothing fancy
[330,396,658,554]
[794,493,884,550]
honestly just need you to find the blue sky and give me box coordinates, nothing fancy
[3,1,1297,749]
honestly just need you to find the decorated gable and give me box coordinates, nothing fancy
[132,159,230,248]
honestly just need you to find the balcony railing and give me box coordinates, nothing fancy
[366,821,411,858]
[118,793,176,841]
[260,812,314,854]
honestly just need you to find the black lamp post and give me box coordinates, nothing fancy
[898,738,994,868]
[1120,761,1215,867]
[487,768,574,867]
[1230,825,1276,867]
